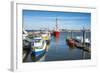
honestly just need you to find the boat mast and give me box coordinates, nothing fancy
[56,18,58,31]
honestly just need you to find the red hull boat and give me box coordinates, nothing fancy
[66,38,75,47]
[54,31,60,38]
[54,18,60,38]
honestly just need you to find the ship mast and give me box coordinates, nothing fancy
[54,18,60,38]
[56,18,58,31]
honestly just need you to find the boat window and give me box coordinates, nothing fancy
[35,39,41,43]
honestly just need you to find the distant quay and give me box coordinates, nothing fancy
[26,29,91,33]
[60,29,90,32]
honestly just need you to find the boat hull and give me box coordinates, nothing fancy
[31,49,46,57]
[66,38,75,47]
[54,31,60,38]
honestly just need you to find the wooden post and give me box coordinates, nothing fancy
[83,27,85,48]
[71,30,72,38]
[82,27,86,59]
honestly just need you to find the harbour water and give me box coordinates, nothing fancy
[23,32,91,62]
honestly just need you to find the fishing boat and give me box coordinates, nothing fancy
[54,18,60,38]
[66,38,75,47]
[74,36,91,52]
[23,29,28,40]
[23,39,31,60]
[75,36,90,46]
[23,29,31,61]
[41,31,51,44]
[66,37,90,48]
[31,37,46,57]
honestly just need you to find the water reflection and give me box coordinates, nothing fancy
[31,51,46,62]
[54,37,59,49]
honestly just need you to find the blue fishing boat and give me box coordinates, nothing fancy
[31,37,46,57]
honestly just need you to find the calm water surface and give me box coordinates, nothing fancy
[24,32,91,62]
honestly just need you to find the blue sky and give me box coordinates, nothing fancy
[23,10,91,30]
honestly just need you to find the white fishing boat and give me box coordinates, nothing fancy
[75,36,90,43]
[41,31,51,45]
[41,31,51,39]
[23,29,28,40]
